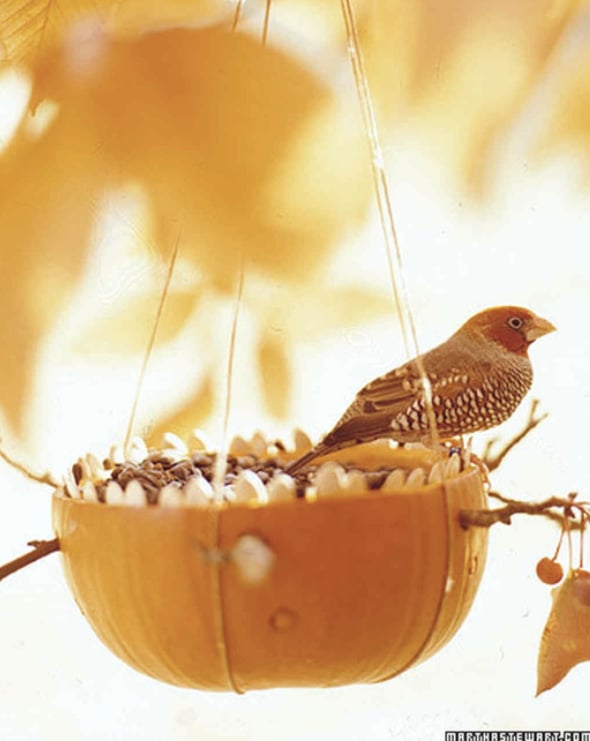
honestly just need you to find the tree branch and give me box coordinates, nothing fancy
[481,398,548,472]
[0,539,60,581]
[459,492,585,529]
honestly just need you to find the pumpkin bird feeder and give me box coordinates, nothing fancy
[49,297,556,690]
[52,441,488,691]
[3,0,512,694]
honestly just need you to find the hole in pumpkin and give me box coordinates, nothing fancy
[269,608,299,631]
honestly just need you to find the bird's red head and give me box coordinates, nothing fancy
[460,306,556,355]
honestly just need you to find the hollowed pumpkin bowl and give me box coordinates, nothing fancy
[52,446,487,692]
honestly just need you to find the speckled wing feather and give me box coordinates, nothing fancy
[323,364,420,446]
[341,357,462,417]
[357,364,419,410]
[328,356,478,445]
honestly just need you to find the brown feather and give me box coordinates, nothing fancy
[287,306,555,474]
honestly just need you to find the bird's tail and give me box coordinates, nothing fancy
[285,444,330,475]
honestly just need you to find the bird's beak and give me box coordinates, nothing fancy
[525,315,556,342]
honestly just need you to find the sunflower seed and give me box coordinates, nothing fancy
[63,468,80,498]
[345,469,368,493]
[108,444,125,466]
[293,428,312,453]
[163,431,188,456]
[184,473,213,505]
[234,470,268,504]
[189,428,212,452]
[105,480,125,505]
[82,480,98,502]
[405,467,426,488]
[315,461,348,496]
[266,473,296,502]
[427,460,445,484]
[229,435,252,456]
[85,452,104,479]
[383,468,406,489]
[126,436,148,464]
[250,431,268,458]
[159,484,185,507]
[124,479,147,507]
[445,453,461,478]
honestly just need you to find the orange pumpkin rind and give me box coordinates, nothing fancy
[52,437,488,691]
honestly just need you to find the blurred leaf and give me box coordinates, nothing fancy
[264,95,371,246]
[129,279,391,433]
[247,282,392,420]
[308,286,395,336]
[0,25,372,432]
[0,0,106,64]
[357,0,582,191]
[146,372,215,446]
[31,26,352,286]
[536,45,590,174]
[252,283,394,343]
[71,286,198,355]
[103,0,233,36]
[0,0,232,65]
[277,0,583,190]
[537,569,590,695]
[257,330,291,419]
[0,117,104,433]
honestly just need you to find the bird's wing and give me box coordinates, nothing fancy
[359,362,475,413]
[358,366,418,412]
[324,367,418,442]
[322,408,400,448]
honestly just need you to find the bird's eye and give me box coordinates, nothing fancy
[507,316,524,330]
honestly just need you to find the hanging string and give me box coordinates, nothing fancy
[212,258,246,500]
[213,1,271,498]
[231,0,272,43]
[338,0,439,445]
[261,0,272,45]
[230,0,245,32]
[123,234,180,454]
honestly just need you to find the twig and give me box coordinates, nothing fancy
[460,492,585,529]
[487,490,572,527]
[0,443,58,488]
[0,539,60,581]
[481,398,548,472]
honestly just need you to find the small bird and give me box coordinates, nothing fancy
[287,306,555,473]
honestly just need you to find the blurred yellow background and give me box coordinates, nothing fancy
[1,0,590,737]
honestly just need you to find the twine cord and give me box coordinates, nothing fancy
[339,0,440,447]
[123,235,180,453]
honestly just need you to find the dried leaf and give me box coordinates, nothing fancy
[30,26,342,286]
[537,569,590,695]
[0,0,230,65]
[0,0,106,64]
[257,330,291,419]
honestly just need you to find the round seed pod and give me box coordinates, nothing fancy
[52,445,488,691]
